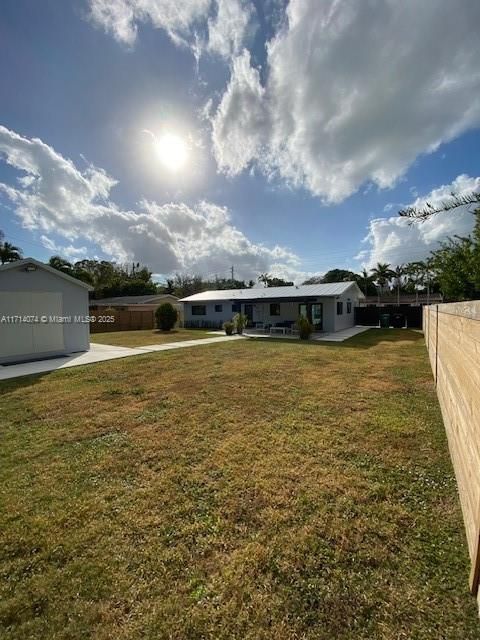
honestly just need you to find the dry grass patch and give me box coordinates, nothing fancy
[0,330,478,639]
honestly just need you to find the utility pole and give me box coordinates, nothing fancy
[231,265,234,281]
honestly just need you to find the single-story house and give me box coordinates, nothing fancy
[89,293,179,312]
[180,282,365,332]
[0,258,92,365]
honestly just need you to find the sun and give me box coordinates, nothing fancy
[155,132,188,172]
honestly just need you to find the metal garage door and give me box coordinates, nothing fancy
[0,291,65,358]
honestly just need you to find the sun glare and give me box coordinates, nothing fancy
[155,132,188,172]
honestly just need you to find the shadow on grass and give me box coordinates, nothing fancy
[249,328,424,350]
[0,370,50,395]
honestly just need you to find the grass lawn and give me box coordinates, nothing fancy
[1,330,478,639]
[90,327,218,347]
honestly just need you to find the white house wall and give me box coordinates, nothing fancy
[183,296,357,332]
[333,290,359,331]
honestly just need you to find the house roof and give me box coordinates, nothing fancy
[91,294,179,306]
[0,258,93,290]
[180,282,365,302]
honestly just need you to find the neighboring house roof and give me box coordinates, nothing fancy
[180,282,365,302]
[91,294,179,306]
[0,257,93,290]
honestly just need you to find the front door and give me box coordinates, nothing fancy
[299,302,323,331]
[244,304,254,326]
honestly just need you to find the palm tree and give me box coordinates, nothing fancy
[358,268,372,296]
[258,273,271,287]
[392,265,404,305]
[0,241,23,264]
[404,262,423,304]
[371,263,395,302]
[49,255,73,274]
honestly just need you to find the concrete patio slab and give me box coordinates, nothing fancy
[312,326,370,342]
[244,326,370,342]
[0,335,244,381]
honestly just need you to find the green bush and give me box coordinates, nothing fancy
[223,321,234,335]
[296,315,313,340]
[155,303,178,331]
[233,313,247,335]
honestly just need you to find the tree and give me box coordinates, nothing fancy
[397,190,480,301]
[398,192,480,221]
[320,269,358,283]
[371,263,395,300]
[357,268,376,296]
[49,255,73,274]
[155,303,178,331]
[430,236,477,301]
[258,273,294,287]
[0,240,23,264]
[392,265,404,305]
[258,273,271,287]
[302,275,323,285]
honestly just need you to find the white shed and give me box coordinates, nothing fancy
[0,258,93,365]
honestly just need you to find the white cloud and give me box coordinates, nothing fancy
[207,0,253,58]
[88,0,211,47]
[361,175,480,268]
[211,0,480,201]
[88,0,253,58]
[40,235,88,260]
[0,125,300,281]
[211,49,267,174]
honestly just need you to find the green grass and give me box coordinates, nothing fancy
[0,330,478,639]
[90,328,218,347]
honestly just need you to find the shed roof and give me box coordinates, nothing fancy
[180,282,364,302]
[0,258,93,290]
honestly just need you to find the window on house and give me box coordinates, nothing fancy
[232,303,241,313]
[192,305,206,316]
[336,301,343,315]
[214,304,223,312]
[347,301,352,314]
[270,303,281,316]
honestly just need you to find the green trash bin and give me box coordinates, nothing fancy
[380,313,390,328]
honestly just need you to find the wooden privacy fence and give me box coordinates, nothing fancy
[424,302,480,603]
[90,310,155,333]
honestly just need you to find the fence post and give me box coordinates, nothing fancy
[469,503,480,595]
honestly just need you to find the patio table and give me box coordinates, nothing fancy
[270,326,292,335]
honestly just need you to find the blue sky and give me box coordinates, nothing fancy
[1,0,479,282]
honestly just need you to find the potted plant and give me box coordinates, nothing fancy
[296,315,313,340]
[223,321,234,335]
[233,313,247,335]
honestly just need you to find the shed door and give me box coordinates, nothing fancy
[31,292,64,353]
[0,291,64,357]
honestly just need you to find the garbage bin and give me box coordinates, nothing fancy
[392,313,405,328]
[379,313,390,328]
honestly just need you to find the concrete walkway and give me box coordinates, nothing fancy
[0,335,244,381]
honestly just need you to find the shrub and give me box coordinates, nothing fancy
[223,321,234,335]
[233,313,247,335]
[296,315,313,340]
[155,303,178,331]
